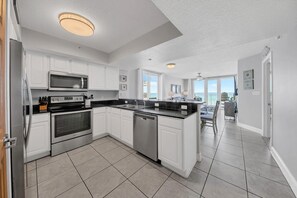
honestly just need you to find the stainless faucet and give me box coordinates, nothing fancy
[135,100,138,107]
[143,100,146,108]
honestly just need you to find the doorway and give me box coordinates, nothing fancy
[262,50,273,147]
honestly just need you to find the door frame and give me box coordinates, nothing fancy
[261,49,273,145]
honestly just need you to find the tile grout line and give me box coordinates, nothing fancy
[241,127,251,198]
[64,152,95,198]
[35,161,40,198]
[91,139,150,198]
[151,172,171,198]
[199,121,226,197]
[168,168,206,197]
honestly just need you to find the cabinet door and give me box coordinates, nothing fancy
[121,117,133,146]
[26,52,49,89]
[105,67,119,90]
[93,112,106,138]
[71,61,88,75]
[158,125,182,169]
[50,57,70,72]
[88,64,105,90]
[110,113,121,139]
[106,108,111,133]
[26,121,50,158]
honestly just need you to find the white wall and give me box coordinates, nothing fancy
[270,25,297,193]
[237,54,262,131]
[162,74,184,99]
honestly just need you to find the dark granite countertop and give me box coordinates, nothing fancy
[102,104,196,119]
[27,99,198,119]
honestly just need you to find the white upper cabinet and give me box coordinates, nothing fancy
[88,64,105,90]
[105,67,119,90]
[71,60,88,75]
[50,56,70,72]
[25,52,49,89]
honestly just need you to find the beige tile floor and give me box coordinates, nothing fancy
[24,111,296,198]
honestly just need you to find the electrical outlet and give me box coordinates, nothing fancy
[125,101,128,104]
[181,105,187,110]
[155,103,159,107]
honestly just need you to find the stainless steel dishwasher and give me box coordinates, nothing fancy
[133,112,158,161]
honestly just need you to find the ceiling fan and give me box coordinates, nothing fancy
[196,73,204,80]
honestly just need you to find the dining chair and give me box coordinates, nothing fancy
[201,101,220,134]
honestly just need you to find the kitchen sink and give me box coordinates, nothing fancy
[115,104,145,109]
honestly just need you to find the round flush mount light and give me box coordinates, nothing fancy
[59,12,95,36]
[167,63,176,69]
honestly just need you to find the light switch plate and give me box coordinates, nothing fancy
[181,105,187,110]
[155,103,159,107]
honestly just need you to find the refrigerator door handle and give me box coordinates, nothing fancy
[24,74,33,147]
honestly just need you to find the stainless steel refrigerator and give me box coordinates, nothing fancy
[9,39,33,198]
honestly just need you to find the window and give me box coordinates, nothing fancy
[208,79,218,105]
[143,71,159,99]
[221,77,235,101]
[193,80,204,101]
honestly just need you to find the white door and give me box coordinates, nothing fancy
[26,52,49,89]
[262,51,273,145]
[71,61,88,75]
[158,125,182,169]
[88,64,105,90]
[50,57,70,72]
[26,122,50,157]
[105,67,119,90]
[111,113,121,139]
[121,117,133,146]
[93,113,107,138]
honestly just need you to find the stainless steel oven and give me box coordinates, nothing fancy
[49,71,88,91]
[49,95,93,156]
[51,109,92,143]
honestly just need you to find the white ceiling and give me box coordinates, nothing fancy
[17,0,170,53]
[113,0,297,78]
[17,0,297,78]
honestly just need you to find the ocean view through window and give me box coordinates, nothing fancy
[193,76,236,105]
[143,71,159,99]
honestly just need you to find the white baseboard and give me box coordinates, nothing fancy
[271,147,297,197]
[237,122,263,135]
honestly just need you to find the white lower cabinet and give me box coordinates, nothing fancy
[120,110,134,147]
[110,108,121,139]
[26,113,50,161]
[93,107,107,139]
[94,107,133,147]
[158,114,197,178]
[158,125,182,169]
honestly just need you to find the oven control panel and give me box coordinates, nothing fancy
[49,96,84,104]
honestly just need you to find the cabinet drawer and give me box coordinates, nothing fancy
[111,108,121,114]
[121,109,134,119]
[158,116,183,130]
[93,107,106,114]
[27,113,50,124]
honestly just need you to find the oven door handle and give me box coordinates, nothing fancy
[51,109,92,116]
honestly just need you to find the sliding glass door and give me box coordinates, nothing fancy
[193,76,236,105]
[207,79,218,105]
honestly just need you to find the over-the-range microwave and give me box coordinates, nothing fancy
[48,71,88,91]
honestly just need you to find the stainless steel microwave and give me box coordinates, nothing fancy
[48,71,88,91]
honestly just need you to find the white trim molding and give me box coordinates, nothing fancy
[271,147,297,197]
[237,122,263,135]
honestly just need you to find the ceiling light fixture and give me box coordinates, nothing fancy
[196,73,204,80]
[167,63,176,69]
[59,12,95,36]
